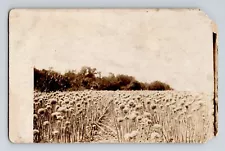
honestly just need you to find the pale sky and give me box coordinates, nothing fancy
[9,9,214,92]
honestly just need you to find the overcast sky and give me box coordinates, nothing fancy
[10,9,214,92]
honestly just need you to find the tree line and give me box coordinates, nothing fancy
[34,66,174,92]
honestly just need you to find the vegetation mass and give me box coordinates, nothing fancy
[34,66,173,92]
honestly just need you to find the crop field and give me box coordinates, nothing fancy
[33,90,214,143]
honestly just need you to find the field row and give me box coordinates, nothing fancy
[33,90,214,143]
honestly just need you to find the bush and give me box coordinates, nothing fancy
[147,81,173,91]
[127,80,142,90]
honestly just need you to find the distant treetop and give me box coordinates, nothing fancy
[34,66,174,92]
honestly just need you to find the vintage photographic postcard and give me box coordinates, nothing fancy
[9,8,218,143]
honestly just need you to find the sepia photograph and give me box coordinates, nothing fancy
[9,9,218,143]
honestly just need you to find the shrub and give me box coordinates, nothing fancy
[147,81,173,91]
